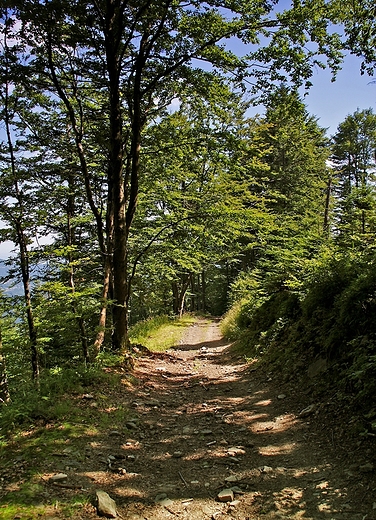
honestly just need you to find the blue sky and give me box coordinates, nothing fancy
[302,54,375,135]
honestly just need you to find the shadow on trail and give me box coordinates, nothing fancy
[0,322,367,519]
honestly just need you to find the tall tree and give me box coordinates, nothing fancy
[236,89,331,294]
[331,108,376,240]
[0,14,40,380]
[3,0,346,352]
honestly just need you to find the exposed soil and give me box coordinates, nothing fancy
[2,317,376,519]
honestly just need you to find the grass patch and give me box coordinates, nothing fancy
[129,313,197,351]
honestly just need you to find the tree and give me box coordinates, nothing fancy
[230,89,331,297]
[0,15,40,380]
[0,319,10,403]
[338,0,376,76]
[331,108,376,241]
[129,89,260,319]
[3,0,347,353]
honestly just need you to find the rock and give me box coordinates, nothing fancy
[230,486,244,495]
[126,421,138,430]
[82,393,95,399]
[172,451,183,458]
[227,447,245,456]
[155,493,167,501]
[225,475,239,483]
[278,394,287,399]
[50,473,68,483]
[201,429,213,435]
[155,493,174,506]
[298,404,317,418]
[260,466,273,474]
[158,498,174,507]
[217,488,234,502]
[96,490,117,518]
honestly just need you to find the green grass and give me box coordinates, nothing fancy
[129,313,197,351]
[0,314,200,518]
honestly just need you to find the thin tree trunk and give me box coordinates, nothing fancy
[0,325,10,404]
[202,270,206,313]
[3,27,39,381]
[66,176,90,365]
[93,255,112,358]
[47,30,109,356]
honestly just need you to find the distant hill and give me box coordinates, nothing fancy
[0,259,23,296]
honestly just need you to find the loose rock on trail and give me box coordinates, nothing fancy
[4,317,375,519]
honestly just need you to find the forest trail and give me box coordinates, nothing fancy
[79,316,373,520]
[10,317,373,519]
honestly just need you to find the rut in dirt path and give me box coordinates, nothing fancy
[100,317,374,520]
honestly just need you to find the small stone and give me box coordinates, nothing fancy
[229,500,241,507]
[109,431,121,436]
[217,488,234,502]
[228,447,245,456]
[159,498,174,507]
[260,466,273,474]
[278,394,286,399]
[298,404,317,418]
[126,421,138,430]
[50,473,68,483]
[154,493,167,503]
[225,475,239,483]
[201,429,213,435]
[173,451,183,458]
[230,486,244,495]
[96,490,117,518]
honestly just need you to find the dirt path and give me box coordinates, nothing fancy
[18,317,374,519]
[79,316,372,520]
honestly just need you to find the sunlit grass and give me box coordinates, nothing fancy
[129,313,197,351]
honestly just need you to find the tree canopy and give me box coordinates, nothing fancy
[0,0,375,388]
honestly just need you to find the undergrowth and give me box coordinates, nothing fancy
[129,313,197,351]
[0,314,198,518]
[222,258,376,420]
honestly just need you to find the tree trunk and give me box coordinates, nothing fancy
[0,325,10,404]
[105,2,144,351]
[202,270,206,313]
[3,39,39,381]
[16,222,39,381]
[105,9,129,351]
